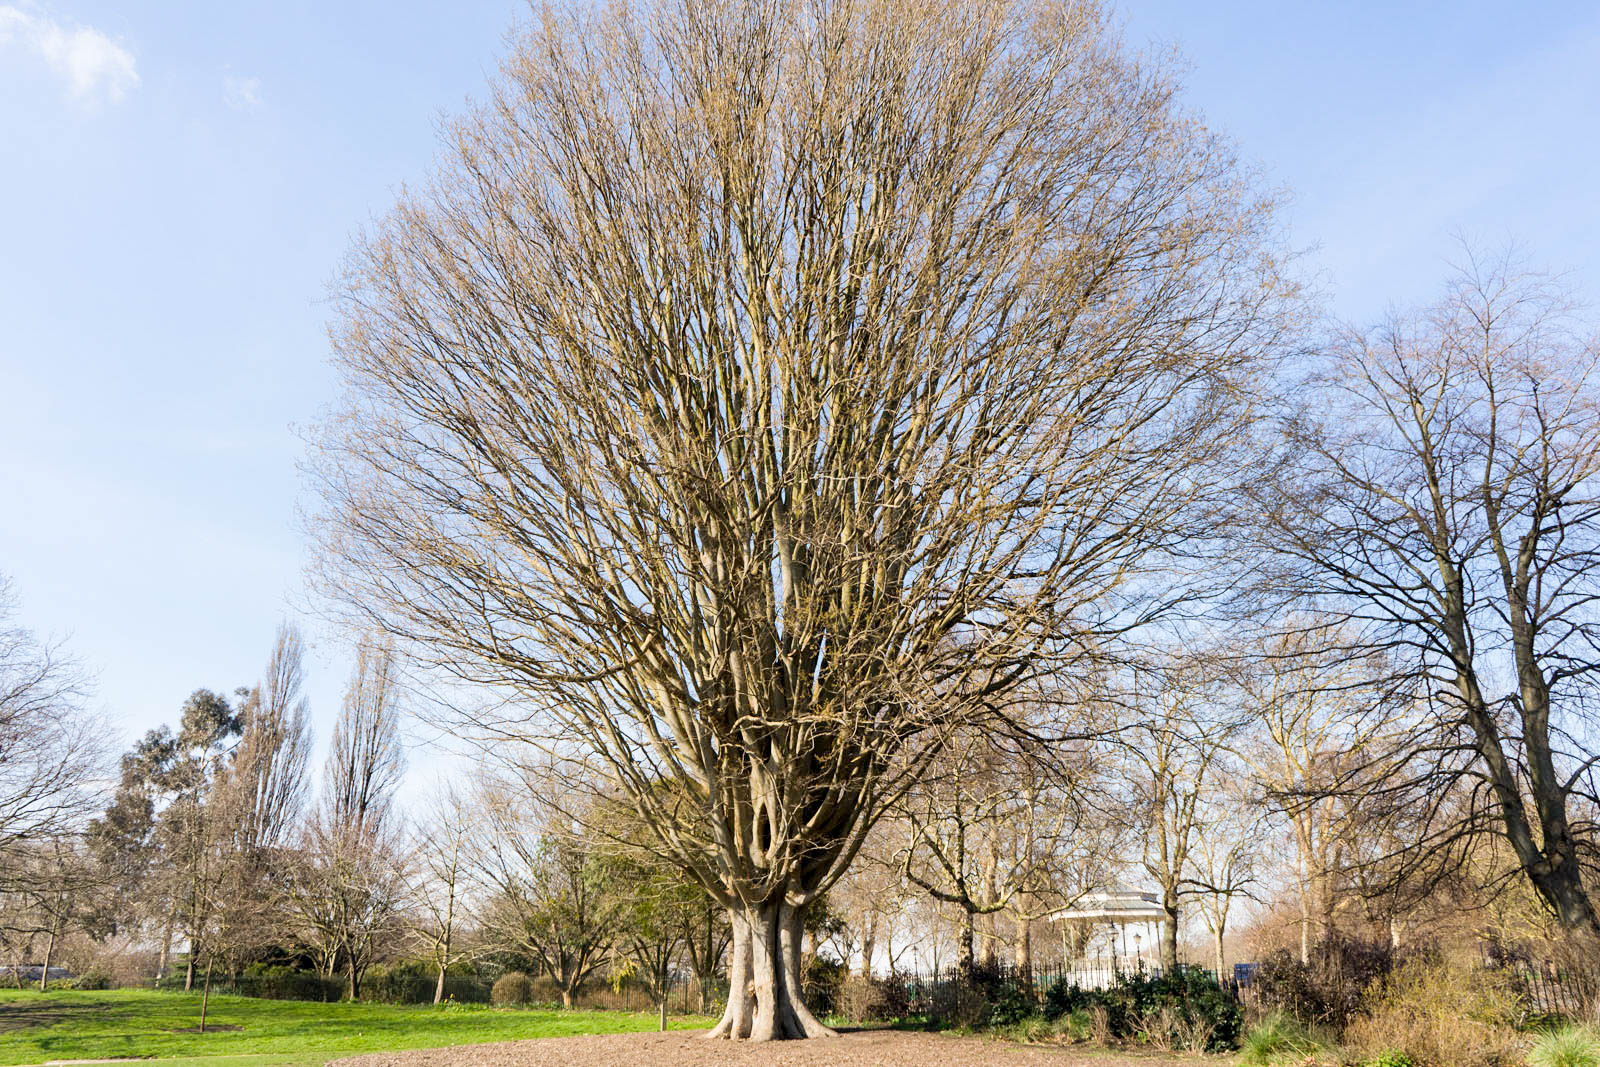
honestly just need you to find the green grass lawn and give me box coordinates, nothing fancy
[0,988,711,1067]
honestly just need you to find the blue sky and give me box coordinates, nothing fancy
[2,0,1598,769]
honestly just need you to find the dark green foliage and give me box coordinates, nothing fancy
[1042,966,1242,1052]
[965,962,1036,1027]
[218,964,344,1002]
[358,962,492,1005]
[802,955,847,1017]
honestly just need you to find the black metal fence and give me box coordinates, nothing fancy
[1499,958,1600,1020]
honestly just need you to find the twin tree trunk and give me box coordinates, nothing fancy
[707,902,835,1041]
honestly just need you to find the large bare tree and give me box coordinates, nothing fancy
[1260,250,1600,935]
[308,0,1288,1038]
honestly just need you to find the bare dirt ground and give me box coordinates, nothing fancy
[332,1029,1212,1067]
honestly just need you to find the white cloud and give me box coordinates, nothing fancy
[0,4,138,106]
[223,74,262,111]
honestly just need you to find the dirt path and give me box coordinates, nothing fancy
[333,1029,1212,1067]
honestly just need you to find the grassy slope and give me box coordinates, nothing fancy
[0,988,710,1066]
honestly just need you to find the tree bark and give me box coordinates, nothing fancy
[706,910,753,1039]
[958,909,975,974]
[1160,895,1179,972]
[1015,913,1032,990]
[38,918,57,992]
[433,964,446,1005]
[706,903,835,1041]
[1298,890,1311,965]
[199,961,213,1034]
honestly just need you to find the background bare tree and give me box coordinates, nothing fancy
[399,783,478,1004]
[1187,781,1267,978]
[468,779,623,1010]
[228,623,314,853]
[1235,629,1403,962]
[292,639,408,1000]
[896,724,1097,975]
[0,574,103,875]
[308,0,1289,1038]
[1122,663,1240,970]
[1259,250,1600,934]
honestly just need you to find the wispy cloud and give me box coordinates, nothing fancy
[0,3,138,106]
[223,74,262,111]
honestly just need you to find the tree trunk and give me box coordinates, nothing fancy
[1160,896,1179,972]
[1015,913,1032,989]
[858,913,876,979]
[1298,890,1311,965]
[434,963,447,1005]
[706,902,835,1041]
[958,909,975,975]
[1213,925,1225,980]
[199,961,213,1034]
[184,947,196,991]
[347,961,359,1001]
[39,918,58,992]
[979,910,999,969]
[560,986,573,1009]
[1532,857,1600,934]
[156,909,175,983]
[658,991,668,1032]
[706,910,753,1039]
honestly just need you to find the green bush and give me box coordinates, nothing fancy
[1528,1028,1600,1067]
[490,971,535,1007]
[803,955,847,1017]
[1041,967,1242,1052]
[70,969,112,991]
[1369,1050,1418,1067]
[234,966,343,1002]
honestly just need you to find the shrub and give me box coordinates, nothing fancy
[804,956,847,1018]
[70,966,112,991]
[1253,936,1398,1031]
[1052,1008,1093,1042]
[1039,967,1241,1052]
[234,965,343,1002]
[491,971,535,1007]
[1344,959,1525,1067]
[840,974,909,1022]
[1527,1028,1600,1067]
[1369,1051,1418,1067]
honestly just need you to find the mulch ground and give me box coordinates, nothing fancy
[332,1029,1210,1067]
